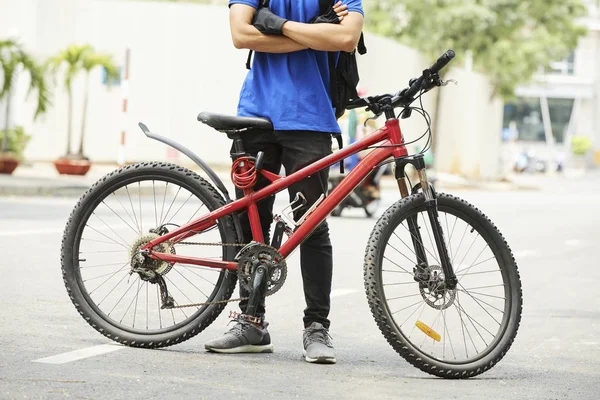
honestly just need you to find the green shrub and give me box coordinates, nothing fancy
[0,126,31,160]
[571,135,592,156]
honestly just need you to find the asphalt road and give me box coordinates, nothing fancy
[1,173,599,399]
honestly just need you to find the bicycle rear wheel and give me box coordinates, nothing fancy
[364,193,522,378]
[61,162,239,348]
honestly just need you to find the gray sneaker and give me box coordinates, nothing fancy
[205,316,273,354]
[303,322,336,364]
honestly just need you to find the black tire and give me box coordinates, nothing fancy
[364,193,522,378]
[61,162,239,348]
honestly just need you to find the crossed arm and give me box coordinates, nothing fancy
[229,3,363,53]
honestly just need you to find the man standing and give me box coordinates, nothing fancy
[205,0,364,364]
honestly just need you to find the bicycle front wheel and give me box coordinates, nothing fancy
[61,162,239,348]
[364,193,522,378]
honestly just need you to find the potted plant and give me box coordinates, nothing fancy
[48,44,119,175]
[570,135,592,170]
[0,39,50,174]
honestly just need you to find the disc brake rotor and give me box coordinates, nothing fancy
[419,265,456,310]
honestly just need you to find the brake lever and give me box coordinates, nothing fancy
[364,112,383,126]
[439,78,458,87]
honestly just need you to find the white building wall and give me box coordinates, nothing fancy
[1,0,504,178]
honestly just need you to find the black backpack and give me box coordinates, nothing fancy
[318,0,367,119]
[246,0,367,120]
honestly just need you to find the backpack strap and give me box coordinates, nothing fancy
[246,0,272,70]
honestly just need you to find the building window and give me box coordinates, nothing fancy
[547,51,575,76]
[503,97,575,143]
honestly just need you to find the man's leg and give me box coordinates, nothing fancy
[279,130,336,362]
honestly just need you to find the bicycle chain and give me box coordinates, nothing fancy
[168,241,276,309]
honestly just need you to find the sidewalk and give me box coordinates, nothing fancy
[0,161,545,198]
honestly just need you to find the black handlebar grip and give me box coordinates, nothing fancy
[430,50,455,74]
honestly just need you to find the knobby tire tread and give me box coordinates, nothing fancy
[363,193,522,378]
[61,162,239,349]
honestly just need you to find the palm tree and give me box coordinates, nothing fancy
[48,45,118,159]
[0,39,50,154]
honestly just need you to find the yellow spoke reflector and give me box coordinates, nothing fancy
[416,320,441,342]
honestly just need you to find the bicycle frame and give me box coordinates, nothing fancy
[142,119,410,271]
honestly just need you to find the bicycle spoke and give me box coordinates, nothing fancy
[457,289,504,300]
[387,293,422,301]
[91,213,131,249]
[83,265,130,282]
[161,186,181,227]
[146,282,149,330]
[420,212,437,259]
[101,200,140,235]
[108,276,139,317]
[458,283,502,326]
[383,281,418,286]
[120,278,143,324]
[157,285,163,329]
[165,276,200,311]
[96,270,130,305]
[84,225,129,250]
[456,232,480,273]
[398,301,426,328]
[443,308,457,360]
[455,296,489,347]
[179,265,219,286]
[112,192,141,234]
[186,204,206,224]
[455,243,489,275]
[457,289,505,314]
[153,181,158,228]
[452,224,469,265]
[87,263,130,295]
[383,256,414,276]
[172,268,209,299]
[81,261,129,269]
[159,182,169,225]
[80,250,128,255]
[166,193,194,226]
[399,222,441,265]
[392,299,424,315]
[138,182,143,233]
[125,186,141,233]
[455,292,477,356]
[81,237,126,246]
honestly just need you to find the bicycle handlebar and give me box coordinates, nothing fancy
[346,50,456,113]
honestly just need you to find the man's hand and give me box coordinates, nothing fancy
[310,2,348,24]
[252,7,288,36]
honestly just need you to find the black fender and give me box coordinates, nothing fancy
[138,122,245,244]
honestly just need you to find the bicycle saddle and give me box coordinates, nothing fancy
[197,112,273,133]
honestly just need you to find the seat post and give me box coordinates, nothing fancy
[229,133,245,160]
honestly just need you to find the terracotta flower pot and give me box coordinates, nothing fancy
[54,158,92,176]
[0,155,20,174]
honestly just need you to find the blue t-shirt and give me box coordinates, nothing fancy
[229,0,364,133]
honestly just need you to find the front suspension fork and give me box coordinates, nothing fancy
[394,156,457,289]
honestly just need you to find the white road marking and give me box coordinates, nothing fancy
[330,288,358,298]
[514,250,538,258]
[0,228,62,237]
[33,344,125,364]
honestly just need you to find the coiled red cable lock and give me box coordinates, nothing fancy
[231,156,257,190]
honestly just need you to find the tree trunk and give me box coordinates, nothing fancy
[77,73,90,158]
[1,93,11,153]
[66,85,73,157]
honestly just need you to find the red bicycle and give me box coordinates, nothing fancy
[61,51,522,378]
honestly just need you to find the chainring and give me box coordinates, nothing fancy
[419,265,456,310]
[237,243,287,297]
